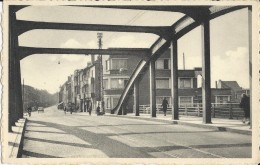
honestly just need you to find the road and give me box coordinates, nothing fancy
[21,106,251,158]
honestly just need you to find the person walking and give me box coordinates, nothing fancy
[70,105,73,114]
[161,97,168,116]
[240,93,250,125]
[27,106,32,117]
[86,99,89,113]
[64,105,66,114]
[96,103,101,116]
[101,101,105,115]
[88,100,92,116]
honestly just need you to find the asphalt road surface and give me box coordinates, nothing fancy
[21,106,251,158]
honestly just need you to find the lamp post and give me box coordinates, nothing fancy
[97,33,104,114]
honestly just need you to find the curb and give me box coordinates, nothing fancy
[9,118,27,158]
[18,118,27,158]
[107,114,251,135]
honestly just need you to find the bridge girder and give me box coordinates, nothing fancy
[18,46,151,60]
[10,5,248,60]
[15,20,171,38]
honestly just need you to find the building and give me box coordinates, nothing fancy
[102,54,143,113]
[59,49,234,113]
[217,80,250,103]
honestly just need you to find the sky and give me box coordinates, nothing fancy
[17,6,250,94]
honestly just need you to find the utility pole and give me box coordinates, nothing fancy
[97,33,104,114]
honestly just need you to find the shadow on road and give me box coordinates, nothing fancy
[23,120,154,158]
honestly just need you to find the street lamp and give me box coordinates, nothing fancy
[97,33,104,114]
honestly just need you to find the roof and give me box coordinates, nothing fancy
[219,81,242,91]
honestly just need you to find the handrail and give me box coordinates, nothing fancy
[138,102,244,119]
[112,59,148,114]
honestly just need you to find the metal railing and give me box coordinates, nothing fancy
[138,103,244,119]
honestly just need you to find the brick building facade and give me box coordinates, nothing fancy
[58,49,237,113]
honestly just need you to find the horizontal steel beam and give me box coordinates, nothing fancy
[18,46,150,60]
[15,20,170,37]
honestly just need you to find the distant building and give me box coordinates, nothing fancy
[217,80,250,102]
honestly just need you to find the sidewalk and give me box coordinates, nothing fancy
[8,118,27,158]
[104,113,252,135]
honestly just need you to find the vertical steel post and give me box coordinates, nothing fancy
[16,60,23,119]
[134,79,140,116]
[9,6,20,131]
[170,40,179,120]
[149,60,156,117]
[201,18,212,124]
[97,33,104,114]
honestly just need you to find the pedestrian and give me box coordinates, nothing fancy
[27,106,32,117]
[96,103,101,115]
[88,100,92,116]
[84,100,87,112]
[101,101,105,115]
[64,106,66,114]
[161,97,168,116]
[86,99,89,113]
[240,93,250,125]
[70,105,73,114]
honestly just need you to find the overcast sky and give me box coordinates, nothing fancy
[18,6,249,94]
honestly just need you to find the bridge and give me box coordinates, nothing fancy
[8,5,253,134]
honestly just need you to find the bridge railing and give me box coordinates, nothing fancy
[138,102,244,119]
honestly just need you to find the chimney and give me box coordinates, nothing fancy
[215,81,218,89]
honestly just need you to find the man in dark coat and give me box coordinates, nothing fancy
[161,97,168,116]
[88,100,92,116]
[240,93,250,124]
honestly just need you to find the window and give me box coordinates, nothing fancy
[112,97,120,108]
[111,59,127,70]
[106,60,110,70]
[156,59,170,69]
[103,79,108,89]
[106,98,110,108]
[111,78,128,89]
[179,96,193,107]
[215,96,230,104]
[164,60,169,69]
[179,78,192,88]
[156,78,169,89]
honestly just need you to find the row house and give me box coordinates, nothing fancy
[59,49,237,113]
[59,76,72,105]
[59,56,103,112]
